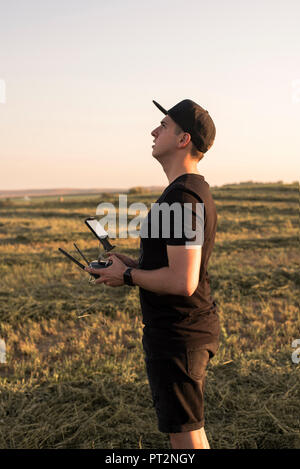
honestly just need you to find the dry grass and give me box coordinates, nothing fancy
[0,182,299,448]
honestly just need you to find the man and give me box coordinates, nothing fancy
[86,99,220,449]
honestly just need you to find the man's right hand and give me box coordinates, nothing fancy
[104,252,139,268]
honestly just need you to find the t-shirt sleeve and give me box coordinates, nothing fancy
[162,188,205,246]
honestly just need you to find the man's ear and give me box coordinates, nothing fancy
[178,132,191,149]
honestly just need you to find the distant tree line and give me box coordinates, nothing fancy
[127,186,152,194]
[0,198,13,206]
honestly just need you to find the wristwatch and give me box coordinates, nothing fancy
[123,267,135,286]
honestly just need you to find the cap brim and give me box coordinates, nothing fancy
[152,100,168,115]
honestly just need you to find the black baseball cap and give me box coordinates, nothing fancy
[153,99,216,153]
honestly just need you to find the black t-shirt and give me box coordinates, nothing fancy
[138,173,220,357]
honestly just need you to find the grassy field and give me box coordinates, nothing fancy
[0,181,299,449]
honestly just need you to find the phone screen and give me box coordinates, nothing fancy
[85,218,107,240]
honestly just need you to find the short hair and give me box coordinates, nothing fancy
[174,123,204,162]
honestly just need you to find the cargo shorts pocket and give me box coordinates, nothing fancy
[186,349,210,381]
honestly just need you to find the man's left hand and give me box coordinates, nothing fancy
[85,255,127,287]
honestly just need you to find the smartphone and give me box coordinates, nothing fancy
[84,217,115,252]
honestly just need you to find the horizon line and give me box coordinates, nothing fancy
[0,179,298,199]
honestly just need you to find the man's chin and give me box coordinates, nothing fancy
[152,149,159,159]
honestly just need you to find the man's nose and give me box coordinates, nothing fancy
[151,127,159,138]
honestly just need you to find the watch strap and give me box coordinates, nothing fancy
[123,267,134,286]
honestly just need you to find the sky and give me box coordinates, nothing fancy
[0,0,299,190]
